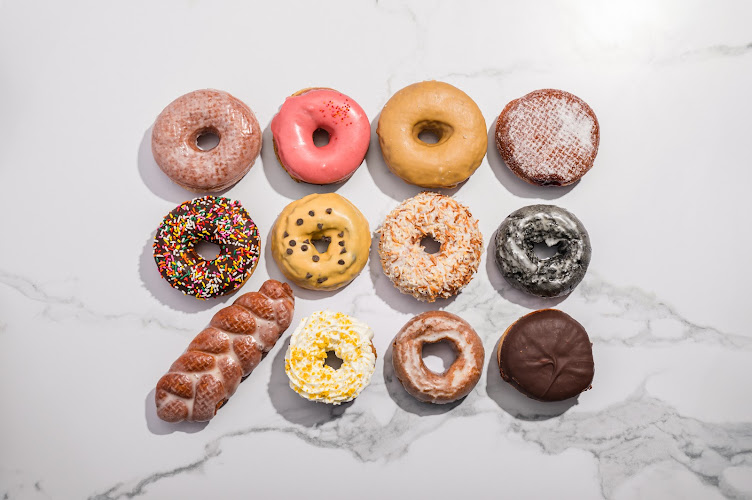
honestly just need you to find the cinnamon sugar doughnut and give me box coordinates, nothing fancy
[378,192,482,302]
[495,89,599,186]
[392,311,484,404]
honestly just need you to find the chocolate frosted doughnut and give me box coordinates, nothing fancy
[494,205,591,298]
[497,309,594,402]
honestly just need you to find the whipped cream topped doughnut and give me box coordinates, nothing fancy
[285,311,376,405]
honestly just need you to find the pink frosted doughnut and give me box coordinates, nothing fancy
[151,89,261,192]
[271,88,370,185]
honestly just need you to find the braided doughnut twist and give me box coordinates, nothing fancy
[155,280,295,422]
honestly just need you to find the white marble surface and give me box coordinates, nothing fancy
[1,1,751,498]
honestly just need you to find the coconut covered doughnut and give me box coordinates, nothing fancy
[285,311,377,404]
[392,311,484,404]
[377,81,487,188]
[495,89,599,186]
[494,204,591,298]
[378,192,482,302]
[271,193,370,291]
[151,89,261,192]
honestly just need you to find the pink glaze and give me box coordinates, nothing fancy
[271,89,370,184]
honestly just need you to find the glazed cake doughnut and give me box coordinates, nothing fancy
[494,205,591,298]
[271,193,370,291]
[271,88,370,184]
[495,89,599,186]
[378,192,483,302]
[153,196,261,299]
[377,81,487,188]
[497,309,594,402]
[285,311,377,404]
[392,311,484,404]
[156,280,295,422]
[152,89,261,192]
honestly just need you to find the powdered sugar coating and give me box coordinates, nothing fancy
[496,89,599,186]
[378,192,483,302]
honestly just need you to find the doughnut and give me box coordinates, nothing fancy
[156,280,295,422]
[153,196,260,299]
[271,193,370,291]
[494,204,591,298]
[497,309,594,402]
[271,88,370,184]
[151,89,261,192]
[285,311,377,404]
[378,192,482,302]
[495,89,599,186]
[392,311,484,404]
[376,81,487,188]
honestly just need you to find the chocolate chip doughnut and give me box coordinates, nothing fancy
[494,205,591,298]
[497,309,594,402]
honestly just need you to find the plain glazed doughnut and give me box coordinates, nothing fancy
[285,311,377,404]
[392,311,484,404]
[271,193,370,291]
[497,309,594,402]
[153,196,261,299]
[377,81,487,188]
[495,89,599,186]
[378,192,482,302]
[494,204,591,298]
[151,89,261,192]
[271,88,370,184]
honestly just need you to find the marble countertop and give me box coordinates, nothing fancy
[2,1,751,498]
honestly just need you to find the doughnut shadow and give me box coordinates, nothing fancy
[137,125,232,204]
[382,341,464,415]
[144,388,209,435]
[485,336,577,421]
[260,121,343,200]
[267,337,354,427]
[485,229,567,309]
[485,118,578,200]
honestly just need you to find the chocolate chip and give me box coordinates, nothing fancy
[296,219,303,226]
[305,273,312,279]
[317,223,323,230]
[326,208,332,214]
[303,239,310,244]
[312,255,320,262]
[338,260,345,265]
[338,241,345,246]
[286,249,293,255]
[340,248,346,254]
[289,240,296,247]
[301,245,308,251]
[317,277,328,283]
[323,236,331,243]
[338,232,344,237]
[283,231,289,238]
[308,210,315,216]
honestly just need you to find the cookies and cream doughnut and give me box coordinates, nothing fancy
[151,89,261,192]
[377,81,487,188]
[271,193,370,291]
[285,311,377,404]
[494,204,591,298]
[378,192,482,302]
[497,309,594,402]
[271,88,370,184]
[495,89,599,186]
[392,311,484,404]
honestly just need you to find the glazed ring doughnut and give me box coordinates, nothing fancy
[271,193,370,290]
[495,89,599,186]
[271,88,370,184]
[285,310,377,404]
[392,311,484,404]
[153,196,260,299]
[377,81,487,188]
[378,192,482,302]
[494,204,591,297]
[151,89,262,192]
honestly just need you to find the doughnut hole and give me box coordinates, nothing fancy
[312,128,330,147]
[311,235,331,254]
[413,120,453,146]
[324,351,343,370]
[194,127,221,151]
[194,240,221,260]
[532,241,560,260]
[420,234,441,255]
[421,339,457,374]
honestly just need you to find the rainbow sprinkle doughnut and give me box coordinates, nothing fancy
[153,196,260,299]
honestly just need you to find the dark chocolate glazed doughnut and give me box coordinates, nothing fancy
[494,205,591,298]
[497,309,594,402]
